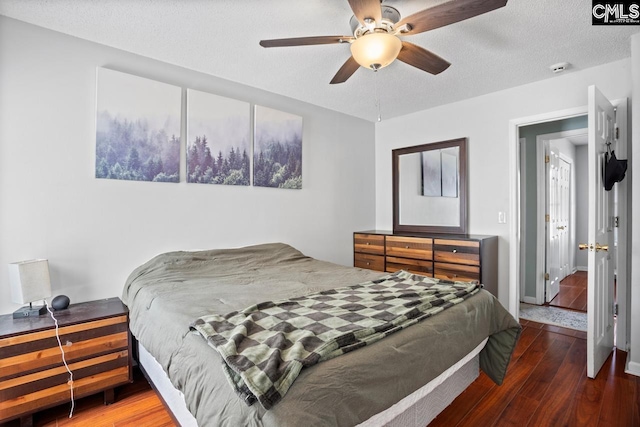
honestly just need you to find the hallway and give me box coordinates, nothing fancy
[548,271,587,312]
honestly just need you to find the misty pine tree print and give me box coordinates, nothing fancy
[186,90,250,185]
[253,105,302,189]
[95,68,181,182]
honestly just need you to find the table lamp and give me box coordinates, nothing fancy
[9,259,52,319]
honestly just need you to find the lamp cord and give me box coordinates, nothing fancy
[46,301,75,418]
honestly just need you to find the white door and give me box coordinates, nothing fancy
[586,85,615,379]
[546,142,560,302]
[558,158,570,281]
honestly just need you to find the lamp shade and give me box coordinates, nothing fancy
[350,33,402,70]
[9,259,51,304]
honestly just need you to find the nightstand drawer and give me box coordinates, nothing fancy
[0,350,129,404]
[1,331,129,379]
[386,257,433,276]
[354,233,385,255]
[354,253,385,271]
[386,236,433,260]
[433,239,480,265]
[434,262,480,282]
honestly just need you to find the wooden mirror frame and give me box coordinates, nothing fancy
[393,138,468,235]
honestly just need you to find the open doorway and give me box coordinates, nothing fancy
[508,93,630,378]
[547,131,589,312]
[508,91,629,378]
[519,115,587,305]
[518,116,589,329]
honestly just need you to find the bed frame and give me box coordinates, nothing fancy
[136,338,487,427]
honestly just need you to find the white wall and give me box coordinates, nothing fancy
[0,17,376,315]
[375,59,632,306]
[628,32,640,376]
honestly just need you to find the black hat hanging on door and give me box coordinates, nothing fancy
[604,142,627,191]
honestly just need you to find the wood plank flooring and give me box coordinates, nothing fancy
[548,271,587,312]
[430,320,640,427]
[2,320,638,427]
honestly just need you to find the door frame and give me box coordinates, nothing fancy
[534,129,584,305]
[508,100,629,350]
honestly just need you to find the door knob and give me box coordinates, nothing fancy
[578,243,592,251]
[595,243,609,252]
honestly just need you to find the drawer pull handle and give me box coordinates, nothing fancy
[405,245,409,249]
[366,262,370,266]
[452,249,457,253]
[366,242,370,245]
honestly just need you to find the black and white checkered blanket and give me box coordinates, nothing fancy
[190,270,481,409]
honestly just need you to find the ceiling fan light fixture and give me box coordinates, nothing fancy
[350,33,402,70]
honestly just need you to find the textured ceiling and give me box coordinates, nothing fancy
[1,0,638,122]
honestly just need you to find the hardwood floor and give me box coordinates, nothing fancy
[548,271,587,312]
[430,319,640,427]
[2,321,638,427]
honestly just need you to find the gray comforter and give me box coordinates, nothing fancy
[122,243,520,427]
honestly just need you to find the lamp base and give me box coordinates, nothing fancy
[13,304,48,319]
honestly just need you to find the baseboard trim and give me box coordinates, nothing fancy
[625,360,640,378]
[575,266,588,272]
[521,296,537,305]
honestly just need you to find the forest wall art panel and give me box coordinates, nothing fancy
[95,68,181,182]
[253,105,302,189]
[421,147,459,198]
[441,149,459,198]
[186,89,250,185]
[421,150,442,197]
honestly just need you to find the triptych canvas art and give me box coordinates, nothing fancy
[95,68,303,189]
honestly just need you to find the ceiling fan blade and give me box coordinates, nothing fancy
[397,42,451,75]
[330,56,360,84]
[396,0,508,35]
[260,36,354,48]
[348,0,382,25]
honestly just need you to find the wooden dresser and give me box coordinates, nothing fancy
[354,230,498,297]
[0,298,132,426]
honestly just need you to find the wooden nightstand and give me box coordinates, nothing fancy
[0,298,132,426]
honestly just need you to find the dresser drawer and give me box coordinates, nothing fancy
[434,262,480,282]
[386,257,433,276]
[386,236,433,260]
[354,253,385,271]
[433,239,480,265]
[354,233,385,255]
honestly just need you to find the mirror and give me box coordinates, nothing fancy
[393,138,467,234]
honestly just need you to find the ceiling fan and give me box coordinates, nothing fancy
[260,0,508,84]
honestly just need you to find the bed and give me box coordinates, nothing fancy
[122,243,520,426]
